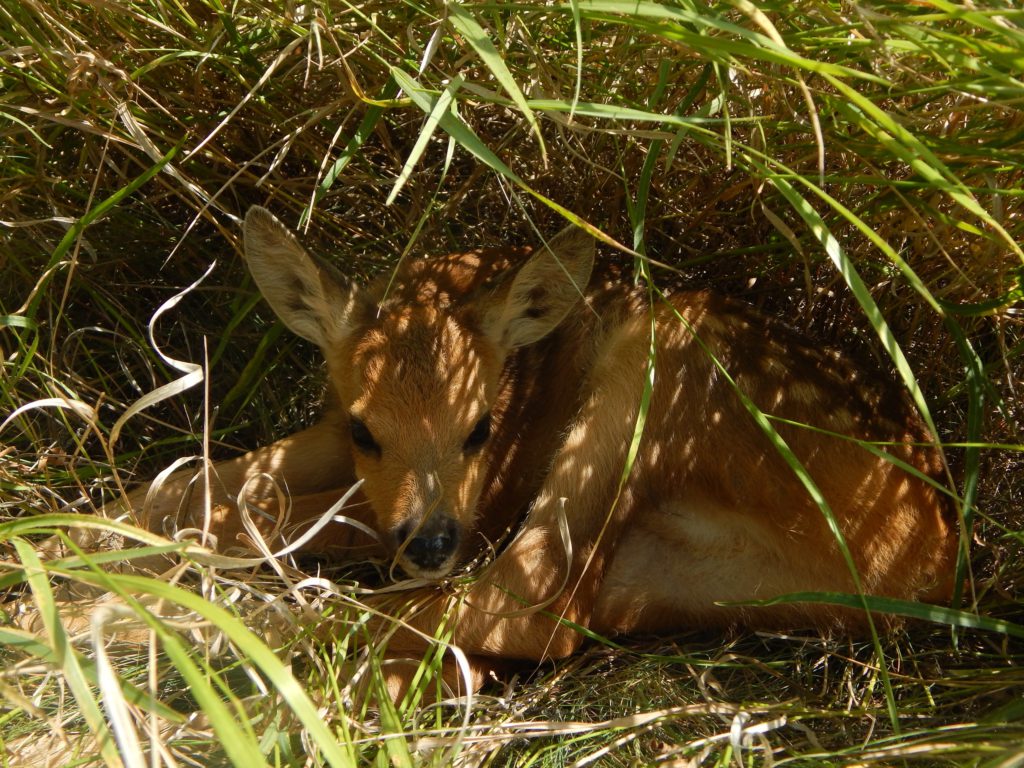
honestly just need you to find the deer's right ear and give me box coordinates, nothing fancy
[243,206,362,349]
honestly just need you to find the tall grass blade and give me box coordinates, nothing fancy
[447,3,547,164]
[387,76,461,206]
[747,593,1024,639]
[762,168,941,444]
[58,565,356,767]
[13,539,125,767]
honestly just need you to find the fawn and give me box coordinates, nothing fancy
[136,206,955,694]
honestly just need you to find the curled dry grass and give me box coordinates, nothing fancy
[2,0,1023,765]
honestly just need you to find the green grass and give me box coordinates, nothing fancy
[2,0,1023,765]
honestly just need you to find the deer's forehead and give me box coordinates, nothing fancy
[343,309,498,408]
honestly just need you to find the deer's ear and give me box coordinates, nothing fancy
[485,225,595,349]
[243,206,363,349]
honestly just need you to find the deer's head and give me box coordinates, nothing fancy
[242,207,594,578]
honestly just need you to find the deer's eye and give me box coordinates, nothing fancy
[350,416,381,456]
[463,413,492,454]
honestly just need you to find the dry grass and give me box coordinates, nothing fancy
[2,1,1022,765]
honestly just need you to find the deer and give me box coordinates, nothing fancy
[130,206,956,698]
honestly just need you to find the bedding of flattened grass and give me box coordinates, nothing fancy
[2,1,1022,765]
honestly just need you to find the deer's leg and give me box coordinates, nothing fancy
[114,414,378,557]
[180,485,381,559]
[373,653,506,704]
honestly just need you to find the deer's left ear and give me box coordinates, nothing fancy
[485,225,595,349]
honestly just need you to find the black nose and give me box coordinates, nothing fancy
[396,517,459,573]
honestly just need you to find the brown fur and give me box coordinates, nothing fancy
[133,207,956,695]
